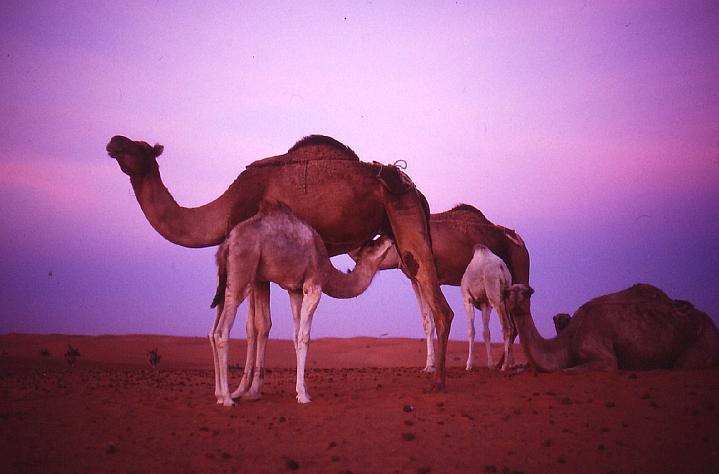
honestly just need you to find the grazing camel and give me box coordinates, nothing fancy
[505,283,719,371]
[352,204,529,371]
[210,201,392,406]
[461,245,515,370]
[552,313,572,334]
[107,135,454,390]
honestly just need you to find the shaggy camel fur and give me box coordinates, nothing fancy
[210,202,392,405]
[461,245,514,370]
[353,204,529,371]
[505,283,719,371]
[107,135,454,390]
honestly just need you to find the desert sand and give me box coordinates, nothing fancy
[1,333,717,473]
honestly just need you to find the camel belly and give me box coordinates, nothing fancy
[262,163,387,255]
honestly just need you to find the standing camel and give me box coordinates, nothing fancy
[505,283,719,371]
[106,135,454,389]
[210,201,392,406]
[352,204,529,371]
[460,245,515,370]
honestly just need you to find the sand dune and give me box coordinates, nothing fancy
[1,333,717,473]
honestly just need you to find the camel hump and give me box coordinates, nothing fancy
[625,283,670,301]
[450,204,490,222]
[247,135,360,168]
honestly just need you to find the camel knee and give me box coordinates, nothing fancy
[214,332,229,349]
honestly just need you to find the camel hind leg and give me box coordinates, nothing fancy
[462,296,477,371]
[231,288,257,398]
[213,282,251,406]
[383,189,453,390]
[209,302,223,403]
[242,281,272,400]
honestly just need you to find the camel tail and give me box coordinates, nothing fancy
[210,274,227,309]
[211,241,230,308]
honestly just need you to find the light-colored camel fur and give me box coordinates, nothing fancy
[351,204,529,371]
[505,283,719,371]
[460,245,515,370]
[210,202,392,405]
[107,134,454,390]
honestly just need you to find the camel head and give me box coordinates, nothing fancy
[504,284,534,318]
[106,135,164,177]
[552,313,572,334]
[355,236,394,266]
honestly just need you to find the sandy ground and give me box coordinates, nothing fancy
[1,333,718,473]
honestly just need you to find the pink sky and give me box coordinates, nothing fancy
[1,1,718,342]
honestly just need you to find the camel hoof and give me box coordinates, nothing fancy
[465,364,473,371]
[242,391,262,401]
[427,381,446,393]
[296,395,312,404]
[421,367,436,373]
[221,398,235,407]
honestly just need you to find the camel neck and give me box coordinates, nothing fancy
[514,308,570,371]
[129,168,231,248]
[321,254,381,299]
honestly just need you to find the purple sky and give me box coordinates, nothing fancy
[1,1,718,343]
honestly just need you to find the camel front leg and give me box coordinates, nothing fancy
[411,280,435,372]
[244,281,271,400]
[295,284,321,404]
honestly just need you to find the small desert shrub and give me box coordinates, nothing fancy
[148,348,161,368]
[64,344,80,365]
[40,348,51,357]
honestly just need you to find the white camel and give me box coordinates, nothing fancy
[460,244,515,371]
[209,201,392,406]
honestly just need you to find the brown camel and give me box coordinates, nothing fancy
[106,134,454,388]
[352,204,529,371]
[505,283,719,371]
[210,201,392,406]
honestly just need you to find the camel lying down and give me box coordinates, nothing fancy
[506,283,719,371]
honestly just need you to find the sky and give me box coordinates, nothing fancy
[1,1,718,345]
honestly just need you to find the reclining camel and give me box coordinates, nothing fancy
[210,201,392,405]
[505,283,719,371]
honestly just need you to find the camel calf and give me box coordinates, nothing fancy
[460,244,516,370]
[210,201,392,406]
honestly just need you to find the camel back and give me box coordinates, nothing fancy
[245,135,418,196]
[431,205,526,248]
[247,135,360,168]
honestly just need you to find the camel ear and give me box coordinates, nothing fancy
[524,286,535,297]
[152,144,164,158]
